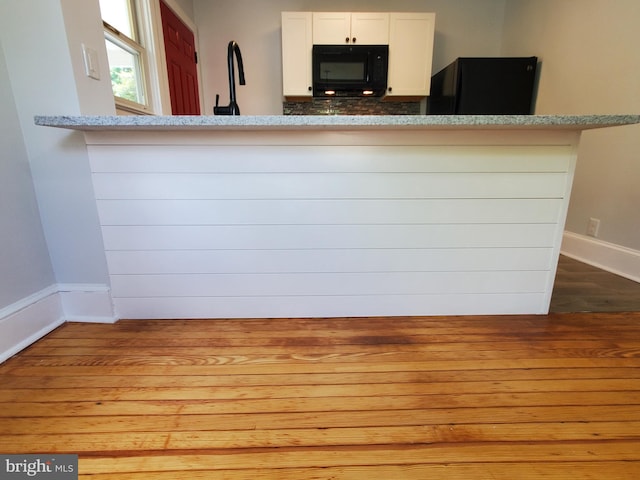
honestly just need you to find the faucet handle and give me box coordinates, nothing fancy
[213,94,232,115]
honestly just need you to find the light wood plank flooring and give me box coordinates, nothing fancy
[1,313,640,478]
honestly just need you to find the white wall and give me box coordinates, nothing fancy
[0,0,118,361]
[503,0,640,254]
[0,0,114,286]
[171,0,195,21]
[194,0,507,115]
[61,0,116,115]
[0,42,55,308]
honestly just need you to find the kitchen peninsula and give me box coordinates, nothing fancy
[36,114,640,320]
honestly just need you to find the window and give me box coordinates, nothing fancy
[99,0,151,113]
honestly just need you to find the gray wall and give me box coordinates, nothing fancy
[503,0,640,251]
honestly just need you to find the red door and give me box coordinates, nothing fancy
[160,1,200,115]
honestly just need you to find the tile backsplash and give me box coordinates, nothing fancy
[283,98,421,115]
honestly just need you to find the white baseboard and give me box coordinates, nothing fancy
[561,231,640,283]
[0,286,65,364]
[0,284,117,363]
[58,283,118,324]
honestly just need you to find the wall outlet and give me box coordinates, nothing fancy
[587,217,601,237]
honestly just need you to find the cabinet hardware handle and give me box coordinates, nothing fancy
[345,37,349,43]
[308,86,312,91]
[388,87,393,92]
[353,37,356,43]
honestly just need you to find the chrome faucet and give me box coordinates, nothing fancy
[214,41,245,115]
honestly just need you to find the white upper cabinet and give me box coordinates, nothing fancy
[350,13,390,44]
[313,12,389,45]
[387,13,436,98]
[281,12,313,97]
[282,11,435,99]
[312,12,350,44]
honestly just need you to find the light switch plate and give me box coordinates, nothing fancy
[82,44,100,80]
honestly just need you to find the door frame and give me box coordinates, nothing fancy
[143,0,204,115]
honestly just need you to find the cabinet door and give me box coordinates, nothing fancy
[387,13,436,97]
[313,12,351,44]
[281,12,313,97]
[350,13,389,44]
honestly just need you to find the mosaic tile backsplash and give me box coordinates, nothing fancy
[283,98,421,115]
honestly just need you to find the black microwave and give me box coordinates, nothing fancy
[312,44,389,97]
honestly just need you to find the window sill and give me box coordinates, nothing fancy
[115,98,154,116]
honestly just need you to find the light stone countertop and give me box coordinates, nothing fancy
[34,114,640,131]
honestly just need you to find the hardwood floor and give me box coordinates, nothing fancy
[2,313,640,478]
[551,255,640,312]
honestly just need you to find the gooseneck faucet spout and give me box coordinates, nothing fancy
[228,41,245,114]
[214,41,246,115]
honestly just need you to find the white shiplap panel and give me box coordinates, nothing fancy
[113,293,548,319]
[101,224,558,251]
[89,145,572,173]
[96,198,563,226]
[106,248,553,275]
[110,271,548,298]
[87,135,578,318]
[92,172,568,200]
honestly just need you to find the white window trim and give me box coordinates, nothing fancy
[104,26,153,114]
[102,0,203,115]
[102,0,154,114]
[137,0,169,114]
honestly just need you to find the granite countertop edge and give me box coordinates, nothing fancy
[34,114,640,131]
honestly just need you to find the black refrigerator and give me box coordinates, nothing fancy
[427,57,538,115]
